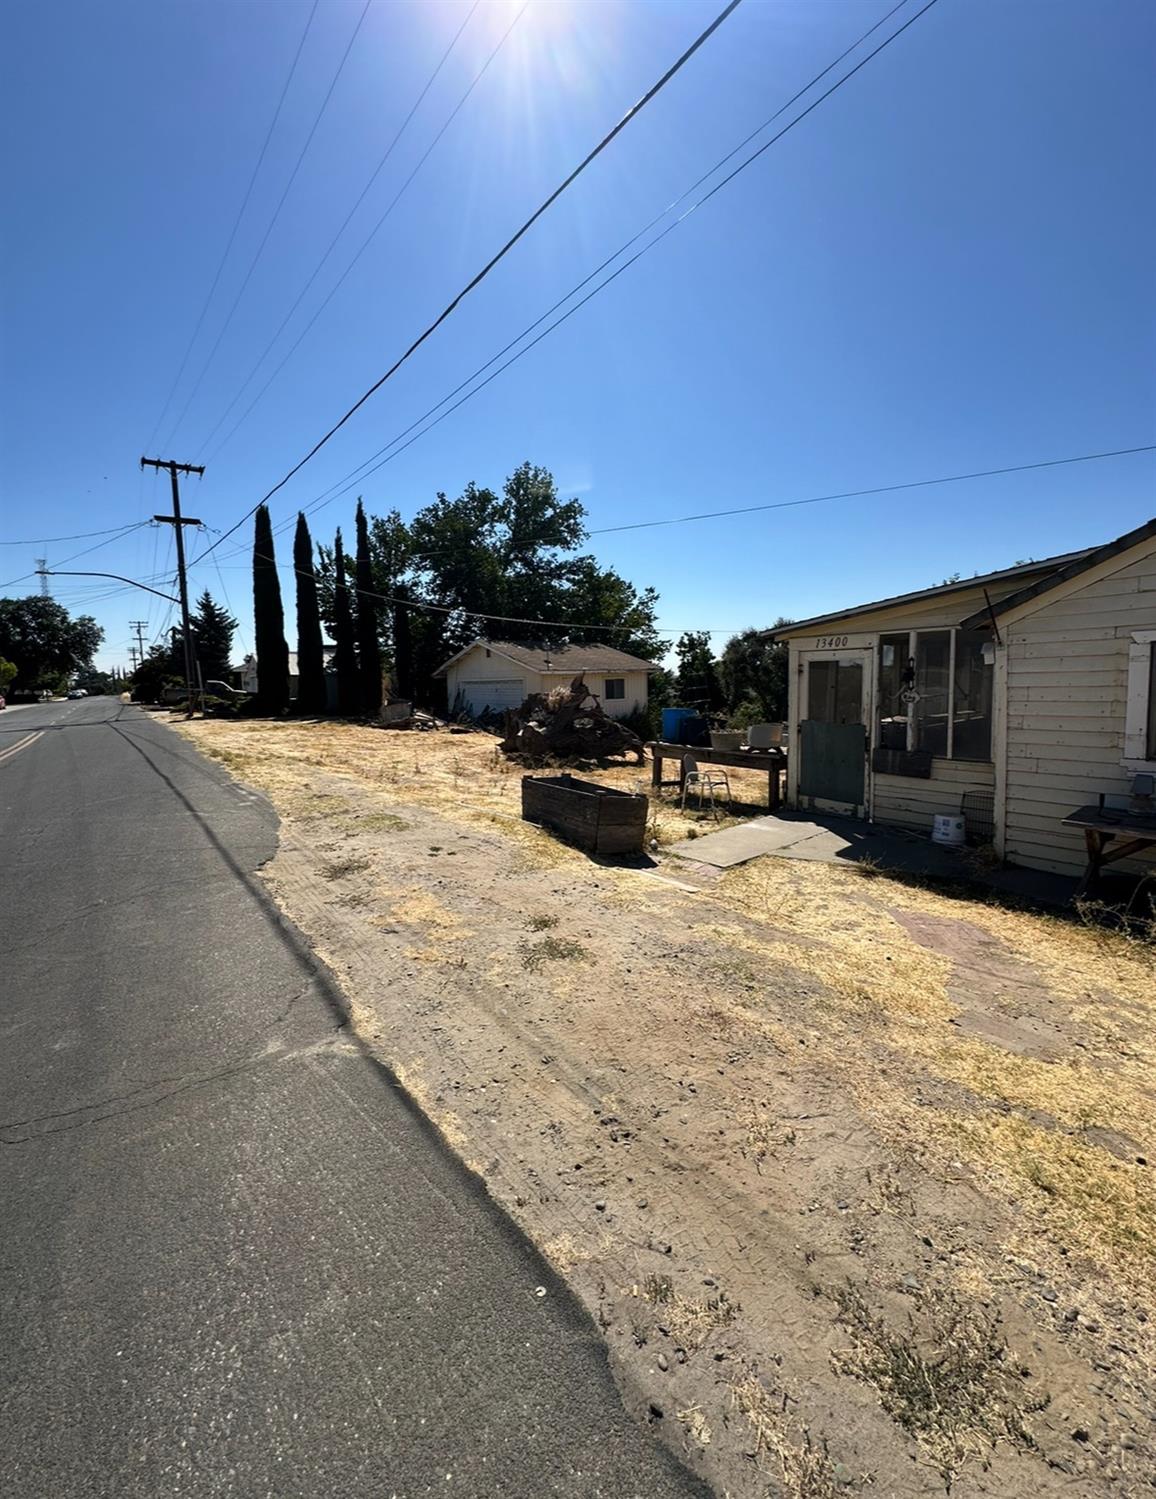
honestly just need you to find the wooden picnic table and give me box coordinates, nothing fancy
[1062,804,1156,898]
[648,740,787,811]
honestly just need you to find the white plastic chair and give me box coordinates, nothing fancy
[681,755,731,817]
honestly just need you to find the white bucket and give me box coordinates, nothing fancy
[931,813,966,847]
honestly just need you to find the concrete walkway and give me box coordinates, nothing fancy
[667,810,1078,905]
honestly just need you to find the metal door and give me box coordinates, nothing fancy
[798,651,871,815]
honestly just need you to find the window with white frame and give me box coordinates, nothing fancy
[877,628,993,762]
[604,677,625,700]
[1123,630,1156,766]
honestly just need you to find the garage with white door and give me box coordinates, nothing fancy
[459,679,525,716]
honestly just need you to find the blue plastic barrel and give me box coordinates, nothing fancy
[662,707,693,742]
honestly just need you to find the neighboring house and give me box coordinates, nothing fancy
[434,640,656,720]
[238,646,338,705]
[772,517,1156,877]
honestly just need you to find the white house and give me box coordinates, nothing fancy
[772,516,1156,878]
[434,639,656,720]
[238,646,338,703]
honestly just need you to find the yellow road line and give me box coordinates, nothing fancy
[0,730,43,765]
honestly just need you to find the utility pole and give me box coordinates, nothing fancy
[140,457,204,716]
[129,620,148,676]
[35,558,50,597]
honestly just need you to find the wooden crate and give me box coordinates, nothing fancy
[521,774,647,857]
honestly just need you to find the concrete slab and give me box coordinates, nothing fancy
[665,809,1079,908]
[666,816,847,868]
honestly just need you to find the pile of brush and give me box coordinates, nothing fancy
[499,675,645,764]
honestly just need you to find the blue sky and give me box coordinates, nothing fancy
[2,0,1154,671]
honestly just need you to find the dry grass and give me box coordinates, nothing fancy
[178,715,773,850]
[728,1370,851,1498]
[704,856,1156,1292]
[321,854,372,880]
[739,1107,797,1170]
[832,1284,1045,1483]
[176,715,1156,1301]
[676,1402,713,1449]
[945,1112,1154,1273]
[640,1274,737,1352]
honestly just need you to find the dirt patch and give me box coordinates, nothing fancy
[172,716,1156,1498]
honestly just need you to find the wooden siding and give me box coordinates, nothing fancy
[872,757,995,834]
[1003,549,1156,876]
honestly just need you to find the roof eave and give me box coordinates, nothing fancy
[765,549,1096,642]
[958,516,1156,629]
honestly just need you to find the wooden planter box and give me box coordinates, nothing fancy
[521,774,648,857]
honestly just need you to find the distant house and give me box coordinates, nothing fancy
[434,639,656,720]
[238,646,338,704]
[771,517,1156,877]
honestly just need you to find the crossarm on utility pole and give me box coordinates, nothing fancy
[140,456,206,715]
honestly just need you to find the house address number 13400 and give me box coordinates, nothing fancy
[814,634,850,649]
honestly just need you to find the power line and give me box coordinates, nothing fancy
[584,444,1156,536]
[193,0,484,462]
[184,438,1156,641]
[189,0,746,566]
[230,540,741,638]
[208,0,938,549]
[143,1,320,454]
[161,0,373,452]
[0,520,145,546]
[0,522,153,591]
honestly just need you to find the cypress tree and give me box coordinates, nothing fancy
[293,513,327,715]
[252,503,289,715]
[354,499,382,715]
[332,529,360,717]
[392,582,414,702]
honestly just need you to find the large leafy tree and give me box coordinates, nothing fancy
[561,558,662,661]
[407,463,586,647]
[674,630,724,712]
[332,529,360,716]
[252,504,290,714]
[354,499,382,714]
[313,464,663,708]
[293,513,328,715]
[0,596,103,692]
[718,622,792,723]
[130,640,181,703]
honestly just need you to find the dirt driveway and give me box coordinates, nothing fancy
[173,716,1155,1499]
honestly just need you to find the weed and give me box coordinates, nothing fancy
[831,1284,1045,1482]
[665,1290,737,1350]
[353,811,407,833]
[518,935,588,970]
[728,1371,851,1498]
[1074,895,1156,961]
[322,855,372,880]
[642,1273,674,1305]
[740,1111,797,1170]
[677,1402,712,1448]
[1023,1156,1058,1196]
[525,913,560,932]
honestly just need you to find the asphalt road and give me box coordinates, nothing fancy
[0,698,704,1498]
